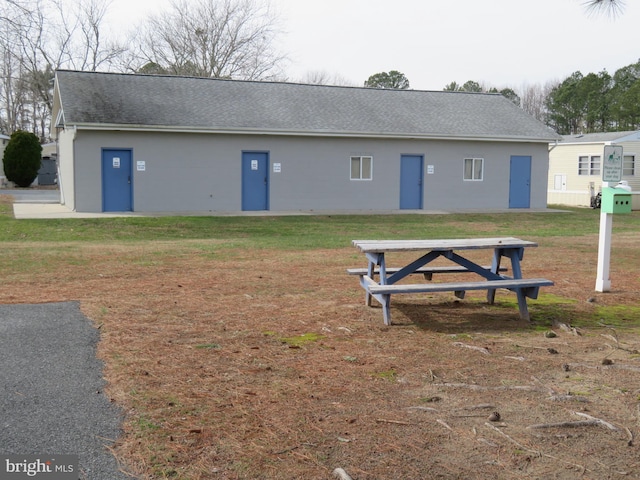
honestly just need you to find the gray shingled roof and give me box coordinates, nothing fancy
[559,130,640,144]
[55,70,558,142]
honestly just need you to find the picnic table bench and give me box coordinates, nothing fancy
[349,237,554,325]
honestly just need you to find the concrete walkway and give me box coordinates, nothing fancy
[12,203,146,219]
[11,202,453,219]
[11,202,567,220]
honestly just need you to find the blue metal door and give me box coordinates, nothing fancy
[102,149,132,212]
[509,155,531,208]
[400,155,423,209]
[242,152,269,211]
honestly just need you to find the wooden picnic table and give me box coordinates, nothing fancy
[349,237,553,325]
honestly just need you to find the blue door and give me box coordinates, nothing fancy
[400,155,423,209]
[242,152,269,211]
[509,155,531,208]
[102,149,132,212]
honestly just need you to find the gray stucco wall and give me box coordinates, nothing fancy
[67,130,549,213]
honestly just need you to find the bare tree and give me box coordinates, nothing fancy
[73,0,127,71]
[133,0,285,80]
[0,52,23,135]
[299,70,355,86]
[0,0,39,135]
[520,81,558,124]
[0,0,124,138]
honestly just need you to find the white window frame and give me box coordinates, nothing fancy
[463,158,484,181]
[350,155,373,181]
[623,154,635,176]
[578,155,601,176]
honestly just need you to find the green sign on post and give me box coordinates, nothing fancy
[602,145,623,182]
[597,144,627,293]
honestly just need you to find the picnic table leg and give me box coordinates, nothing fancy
[366,261,374,306]
[364,253,385,307]
[515,289,531,321]
[507,248,524,279]
[380,294,392,326]
[507,248,529,320]
[486,249,502,304]
[377,253,392,324]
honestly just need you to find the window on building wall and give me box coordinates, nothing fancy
[578,155,601,176]
[350,156,372,180]
[623,154,635,176]
[463,158,483,181]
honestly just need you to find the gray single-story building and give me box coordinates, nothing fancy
[51,70,559,214]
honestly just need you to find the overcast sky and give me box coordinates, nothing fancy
[106,0,640,91]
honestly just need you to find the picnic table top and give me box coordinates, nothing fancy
[352,237,538,253]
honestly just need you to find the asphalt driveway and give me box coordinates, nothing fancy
[0,302,135,479]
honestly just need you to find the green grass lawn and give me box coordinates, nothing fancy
[2,203,639,249]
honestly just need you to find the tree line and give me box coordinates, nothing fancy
[0,0,633,142]
[438,60,640,136]
[545,64,640,134]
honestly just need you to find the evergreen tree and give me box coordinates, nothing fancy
[2,130,42,187]
[546,72,585,135]
[364,71,410,89]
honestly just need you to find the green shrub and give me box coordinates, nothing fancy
[2,130,42,187]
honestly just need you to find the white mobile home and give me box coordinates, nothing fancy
[548,131,640,209]
[52,71,558,214]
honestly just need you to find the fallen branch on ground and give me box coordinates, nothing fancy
[528,420,605,429]
[573,412,618,431]
[514,343,568,350]
[504,355,526,361]
[452,342,490,355]
[546,394,590,403]
[436,383,541,392]
[528,412,618,432]
[484,422,540,456]
[406,406,438,412]
[376,418,413,425]
[461,404,496,410]
[436,419,453,431]
[452,404,496,417]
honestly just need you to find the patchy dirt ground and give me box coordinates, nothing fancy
[1,229,639,479]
